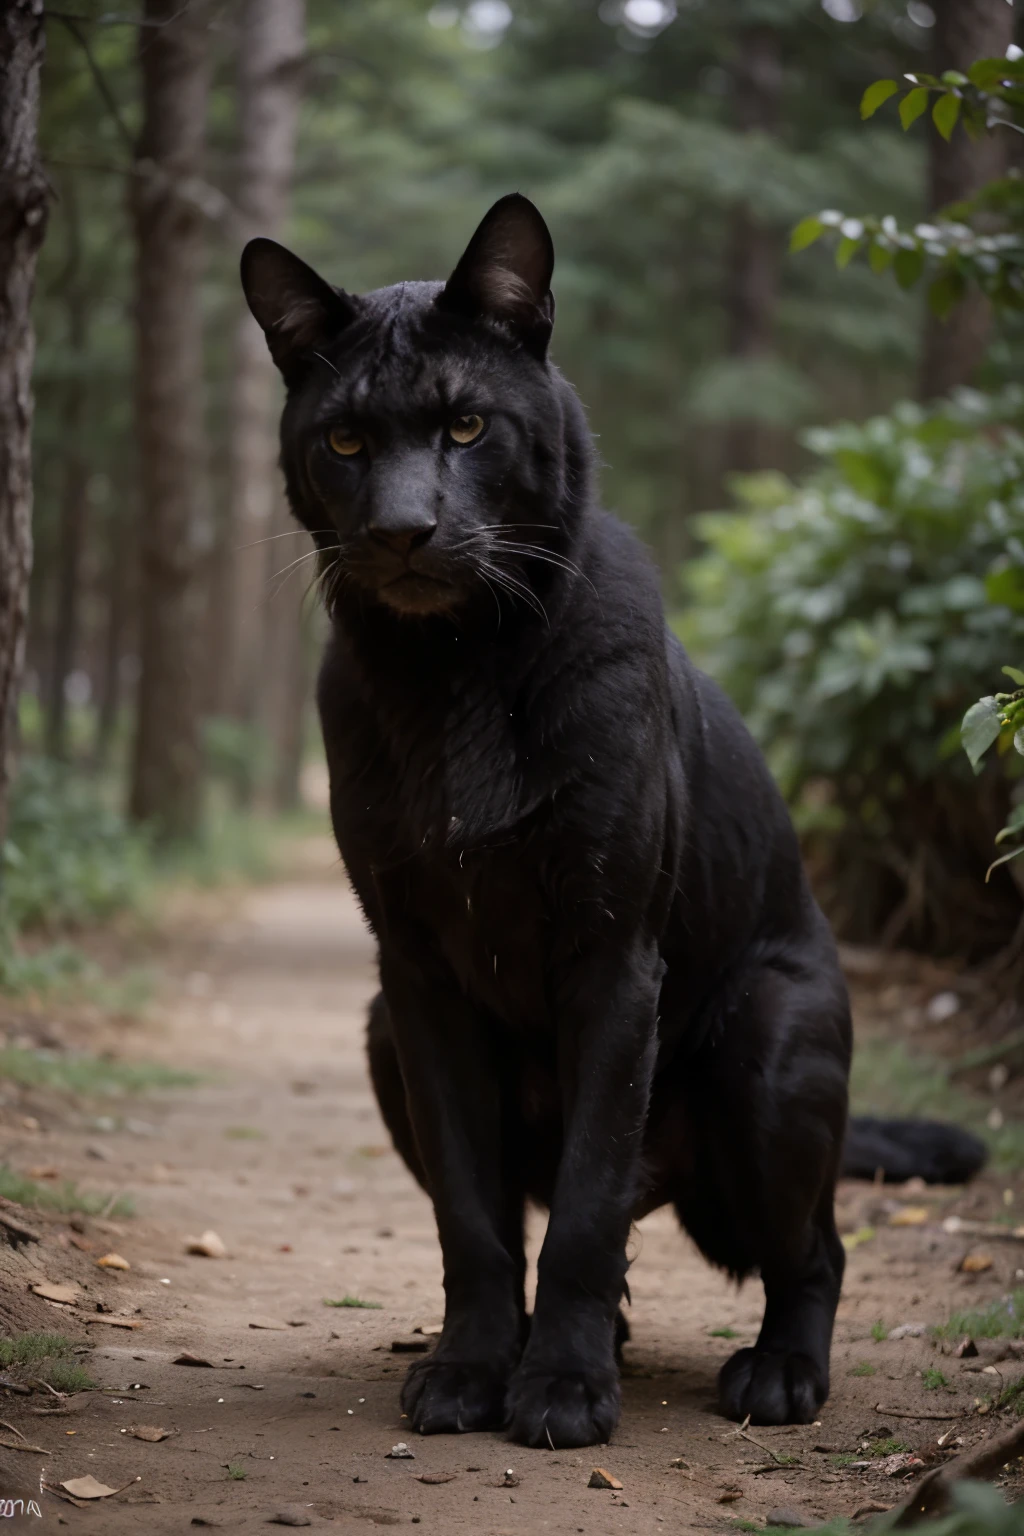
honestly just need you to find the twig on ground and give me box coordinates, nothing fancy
[892,1416,1024,1526]
[727,1413,802,1467]
[0,1437,50,1454]
[874,1404,960,1420]
[0,1209,41,1246]
[0,1420,26,1440]
[0,1377,32,1396]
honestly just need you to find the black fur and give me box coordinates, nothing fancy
[242,196,985,1447]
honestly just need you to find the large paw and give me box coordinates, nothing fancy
[505,1367,620,1448]
[718,1347,826,1425]
[400,1359,509,1435]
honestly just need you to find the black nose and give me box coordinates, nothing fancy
[367,521,436,556]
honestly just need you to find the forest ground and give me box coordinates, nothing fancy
[1,837,1023,1533]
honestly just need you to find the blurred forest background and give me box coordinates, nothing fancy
[2,0,1024,1001]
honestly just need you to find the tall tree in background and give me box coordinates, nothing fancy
[216,0,306,768]
[44,177,87,761]
[919,0,1016,398]
[129,0,213,839]
[724,21,783,474]
[0,0,48,845]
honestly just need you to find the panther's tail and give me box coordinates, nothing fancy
[842,1116,988,1185]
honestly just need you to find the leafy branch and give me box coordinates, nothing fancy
[962,666,1024,879]
[790,55,1024,316]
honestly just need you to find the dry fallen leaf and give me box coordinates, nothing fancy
[718,1491,743,1504]
[888,1207,929,1228]
[173,1351,213,1367]
[96,1252,131,1271]
[960,1252,994,1274]
[61,1475,133,1499]
[27,1165,60,1180]
[589,1468,623,1490]
[248,1318,290,1331]
[416,1472,456,1484]
[130,1425,171,1442]
[185,1230,227,1259]
[30,1281,80,1306]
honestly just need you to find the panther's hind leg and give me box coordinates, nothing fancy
[667,949,850,1424]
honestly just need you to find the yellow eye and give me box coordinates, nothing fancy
[328,426,363,456]
[449,414,485,445]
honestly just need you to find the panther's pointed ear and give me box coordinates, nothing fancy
[240,238,356,380]
[438,194,554,357]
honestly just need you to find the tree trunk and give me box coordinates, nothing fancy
[919,0,1016,399]
[211,0,305,738]
[95,479,135,769]
[128,0,213,840]
[724,25,783,474]
[0,0,48,846]
[45,205,88,762]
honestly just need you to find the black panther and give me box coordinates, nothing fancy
[240,195,985,1448]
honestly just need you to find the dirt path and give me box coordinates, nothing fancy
[2,840,1023,1532]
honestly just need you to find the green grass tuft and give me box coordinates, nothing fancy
[323,1295,382,1309]
[0,1334,94,1394]
[923,1366,950,1390]
[0,1045,197,1095]
[43,1360,96,1394]
[869,1437,912,1457]
[0,1163,133,1218]
[224,1125,265,1140]
[226,1463,247,1480]
[709,1326,737,1338]
[934,1290,1024,1341]
[828,1452,860,1467]
[870,1320,887,1342]
[850,1361,876,1377]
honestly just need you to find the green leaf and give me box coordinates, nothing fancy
[860,79,899,120]
[986,845,1024,881]
[836,236,862,270]
[790,216,824,254]
[893,247,925,289]
[927,268,966,319]
[1017,726,1024,758]
[962,696,1003,769]
[899,86,931,130]
[986,567,1024,613]
[932,91,962,142]
[1002,666,1024,686]
[968,57,1011,90]
[868,240,894,274]
[939,71,968,88]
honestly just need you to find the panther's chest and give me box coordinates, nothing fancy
[404,845,551,1031]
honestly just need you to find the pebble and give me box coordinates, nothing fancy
[766,1510,813,1530]
[268,1512,311,1528]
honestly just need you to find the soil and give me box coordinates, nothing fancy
[1,837,1023,1532]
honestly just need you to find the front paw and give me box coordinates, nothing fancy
[400,1358,509,1435]
[505,1366,620,1448]
[718,1346,826,1425]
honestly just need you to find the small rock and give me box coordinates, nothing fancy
[96,1252,130,1270]
[888,1323,927,1340]
[959,1252,993,1274]
[926,991,959,1024]
[268,1511,312,1528]
[386,1443,415,1459]
[766,1510,814,1529]
[588,1468,622,1490]
[185,1231,227,1259]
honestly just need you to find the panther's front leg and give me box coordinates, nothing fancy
[505,936,661,1447]
[379,948,527,1434]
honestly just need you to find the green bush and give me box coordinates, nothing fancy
[1,758,150,933]
[681,389,1024,954]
